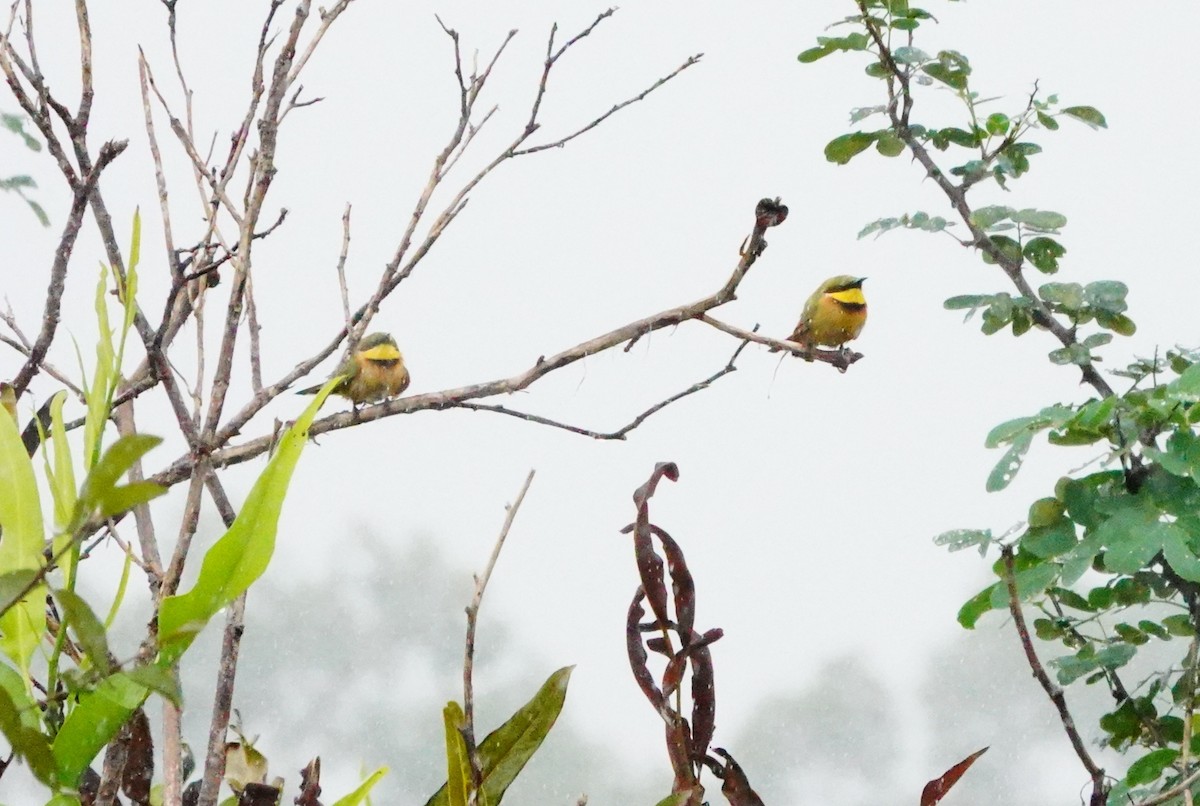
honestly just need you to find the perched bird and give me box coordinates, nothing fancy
[786,275,867,352]
[297,332,410,406]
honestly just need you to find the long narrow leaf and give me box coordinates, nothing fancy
[0,394,45,673]
[45,391,76,530]
[51,672,147,788]
[425,666,573,806]
[331,766,388,806]
[157,380,339,663]
[442,702,471,806]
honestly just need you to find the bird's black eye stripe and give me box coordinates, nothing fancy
[368,359,401,368]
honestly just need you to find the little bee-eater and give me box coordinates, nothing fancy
[787,275,867,351]
[298,332,410,405]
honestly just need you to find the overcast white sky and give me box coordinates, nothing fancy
[3,1,1199,803]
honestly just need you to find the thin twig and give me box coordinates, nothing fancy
[1001,548,1107,803]
[336,203,352,329]
[458,337,753,439]
[463,469,536,802]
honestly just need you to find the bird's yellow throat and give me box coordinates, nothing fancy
[826,287,866,306]
[359,342,402,362]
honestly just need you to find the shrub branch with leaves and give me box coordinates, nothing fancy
[801,1,1200,803]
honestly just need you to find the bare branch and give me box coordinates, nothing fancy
[10,138,127,395]
[513,53,703,157]
[336,203,352,328]
[457,337,752,439]
[463,469,536,800]
[1001,548,1107,803]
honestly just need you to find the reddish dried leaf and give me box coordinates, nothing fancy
[632,462,680,513]
[921,747,989,806]
[689,642,716,759]
[627,589,665,710]
[713,748,764,806]
[296,757,322,806]
[650,524,695,642]
[646,636,671,656]
[665,714,699,796]
[663,654,686,697]
[121,708,154,804]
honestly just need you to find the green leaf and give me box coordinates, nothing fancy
[864,61,889,79]
[76,435,162,528]
[875,132,905,157]
[824,132,878,165]
[798,33,870,63]
[933,528,992,553]
[1125,748,1178,786]
[1162,614,1194,637]
[988,562,1058,608]
[440,702,472,806]
[1023,237,1065,274]
[0,389,45,675]
[1053,653,1098,685]
[52,589,111,672]
[425,667,573,806]
[1062,106,1108,129]
[984,112,1009,136]
[1048,344,1092,366]
[1139,620,1169,640]
[936,127,982,149]
[1010,208,1067,231]
[957,584,999,629]
[922,62,967,90]
[943,294,993,313]
[97,480,167,519]
[157,382,338,663]
[987,431,1033,491]
[892,46,930,64]
[124,664,183,707]
[1084,280,1129,314]
[985,405,1073,448]
[1169,363,1200,403]
[1095,510,1168,574]
[1049,587,1094,612]
[798,46,831,63]
[1095,643,1137,670]
[1096,311,1136,336]
[849,105,886,124]
[1036,111,1059,130]
[51,673,148,788]
[1162,524,1200,583]
[1039,282,1084,312]
[0,671,55,784]
[47,391,77,530]
[969,205,1013,230]
[1022,518,1077,559]
[332,768,389,806]
[981,235,1022,267]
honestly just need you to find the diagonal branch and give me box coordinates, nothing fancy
[1001,548,1107,804]
[10,138,127,395]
